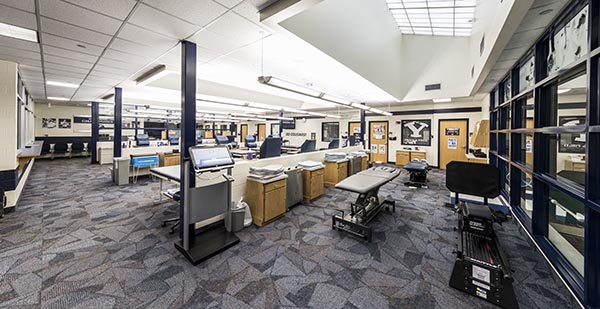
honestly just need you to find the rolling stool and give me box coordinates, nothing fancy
[162,191,180,234]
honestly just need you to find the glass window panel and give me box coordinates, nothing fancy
[322,122,339,142]
[519,56,535,92]
[557,71,587,127]
[547,187,585,276]
[520,133,534,167]
[502,76,512,102]
[548,134,586,187]
[519,171,533,218]
[547,6,588,75]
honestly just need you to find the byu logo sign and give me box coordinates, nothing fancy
[401,119,431,146]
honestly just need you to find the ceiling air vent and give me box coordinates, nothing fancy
[425,83,441,91]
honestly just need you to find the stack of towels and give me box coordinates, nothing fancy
[297,160,324,169]
[324,152,347,162]
[248,164,285,180]
[350,151,367,157]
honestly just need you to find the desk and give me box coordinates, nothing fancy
[159,152,180,166]
[150,166,180,204]
[564,157,585,172]
[17,142,43,175]
[465,153,488,164]
[281,146,300,154]
[231,149,256,158]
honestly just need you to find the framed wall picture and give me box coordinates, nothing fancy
[401,119,431,146]
[42,118,57,128]
[58,118,72,129]
[559,116,586,153]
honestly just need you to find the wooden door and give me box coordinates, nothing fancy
[240,124,248,142]
[349,122,361,141]
[439,119,468,169]
[257,124,266,141]
[369,121,388,163]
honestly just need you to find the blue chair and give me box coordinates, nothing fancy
[328,139,339,149]
[300,139,316,153]
[215,135,230,145]
[136,134,150,147]
[259,137,282,158]
[245,135,257,148]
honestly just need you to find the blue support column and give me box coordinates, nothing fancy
[90,101,99,164]
[180,41,197,240]
[360,103,366,144]
[134,105,139,136]
[279,111,284,137]
[113,87,122,158]
[230,122,236,138]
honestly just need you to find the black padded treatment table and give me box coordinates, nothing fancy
[403,160,431,188]
[332,166,400,241]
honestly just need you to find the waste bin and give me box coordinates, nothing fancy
[113,157,130,186]
[227,202,246,232]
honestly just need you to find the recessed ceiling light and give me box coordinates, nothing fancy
[0,22,38,42]
[47,97,69,101]
[46,81,79,88]
[433,98,452,103]
[540,9,553,16]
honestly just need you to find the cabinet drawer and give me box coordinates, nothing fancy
[411,152,426,160]
[264,179,286,192]
[310,169,324,177]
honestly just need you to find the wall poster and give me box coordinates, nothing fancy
[559,116,586,153]
[445,128,460,136]
[371,145,377,153]
[373,125,385,139]
[58,118,72,129]
[378,144,386,154]
[42,118,56,128]
[401,120,431,146]
[448,138,458,149]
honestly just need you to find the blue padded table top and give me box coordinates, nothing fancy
[404,161,428,171]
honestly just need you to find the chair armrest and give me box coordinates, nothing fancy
[83,142,88,152]
[49,144,55,153]
[67,143,73,152]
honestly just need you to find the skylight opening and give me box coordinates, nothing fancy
[385,0,476,37]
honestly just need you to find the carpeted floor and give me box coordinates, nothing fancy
[0,158,578,308]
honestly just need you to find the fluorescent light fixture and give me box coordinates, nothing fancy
[258,76,322,97]
[47,97,69,101]
[351,103,371,110]
[433,98,452,103]
[557,88,571,94]
[369,108,393,116]
[135,64,171,86]
[47,81,79,89]
[0,22,38,42]
[321,94,352,106]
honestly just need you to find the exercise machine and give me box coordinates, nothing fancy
[175,145,239,265]
[403,160,431,188]
[446,161,518,309]
[332,166,399,241]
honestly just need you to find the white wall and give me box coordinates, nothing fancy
[35,103,91,137]
[0,60,18,172]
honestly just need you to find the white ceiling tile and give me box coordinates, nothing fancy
[46,88,76,98]
[214,0,244,9]
[43,54,94,70]
[62,0,137,20]
[189,29,242,55]
[40,1,122,35]
[97,57,144,71]
[43,45,99,64]
[93,64,132,75]
[110,38,166,60]
[232,1,263,25]
[46,75,82,85]
[0,36,39,52]
[206,11,264,47]
[41,17,112,47]
[1,0,35,12]
[0,4,37,30]
[128,4,200,39]
[117,24,178,50]
[143,0,228,27]
[44,62,90,75]
[41,33,105,56]
[103,48,152,64]
[0,46,40,60]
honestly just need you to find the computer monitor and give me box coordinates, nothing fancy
[189,145,234,171]
[300,139,316,153]
[259,137,282,158]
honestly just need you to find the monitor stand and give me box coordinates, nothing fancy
[175,226,239,265]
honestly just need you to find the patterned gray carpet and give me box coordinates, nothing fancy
[0,158,577,308]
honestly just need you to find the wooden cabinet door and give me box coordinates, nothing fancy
[264,188,286,221]
[439,119,468,169]
[311,175,324,198]
[396,151,410,165]
[369,121,388,163]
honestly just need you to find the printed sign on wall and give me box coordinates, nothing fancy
[445,128,460,136]
[401,120,431,146]
[58,118,72,129]
[42,118,56,128]
[379,144,386,154]
[448,138,458,149]
[559,116,586,153]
